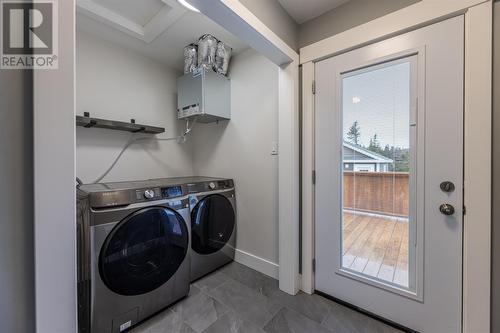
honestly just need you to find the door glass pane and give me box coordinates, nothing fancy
[341,59,414,290]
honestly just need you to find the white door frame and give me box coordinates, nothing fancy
[301,1,492,332]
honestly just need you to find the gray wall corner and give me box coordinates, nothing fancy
[491,3,500,332]
[298,0,421,49]
[0,70,35,333]
[238,0,299,51]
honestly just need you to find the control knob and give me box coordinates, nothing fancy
[209,182,216,190]
[144,189,155,199]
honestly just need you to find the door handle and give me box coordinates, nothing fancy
[439,203,455,216]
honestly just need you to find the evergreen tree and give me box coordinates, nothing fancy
[346,121,361,145]
[368,134,381,153]
[382,144,392,159]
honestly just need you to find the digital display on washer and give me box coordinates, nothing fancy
[162,186,183,198]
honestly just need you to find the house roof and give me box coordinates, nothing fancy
[343,141,394,164]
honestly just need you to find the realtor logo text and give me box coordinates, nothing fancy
[1,0,58,69]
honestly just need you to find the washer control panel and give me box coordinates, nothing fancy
[144,189,155,199]
[135,188,161,201]
[162,186,184,198]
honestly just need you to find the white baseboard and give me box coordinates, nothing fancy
[234,249,279,280]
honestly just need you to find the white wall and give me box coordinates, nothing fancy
[76,30,193,183]
[34,1,76,332]
[192,48,280,274]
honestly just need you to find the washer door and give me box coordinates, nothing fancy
[191,194,235,255]
[99,207,188,296]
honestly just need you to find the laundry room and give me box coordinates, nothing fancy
[5,0,496,333]
[74,1,280,332]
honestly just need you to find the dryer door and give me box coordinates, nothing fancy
[99,207,188,296]
[191,194,235,255]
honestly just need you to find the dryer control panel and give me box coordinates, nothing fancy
[187,179,234,193]
[217,179,234,189]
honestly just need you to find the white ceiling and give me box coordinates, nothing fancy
[278,0,352,24]
[76,0,249,71]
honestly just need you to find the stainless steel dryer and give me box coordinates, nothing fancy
[77,179,192,333]
[185,177,236,281]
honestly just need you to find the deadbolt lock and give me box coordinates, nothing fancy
[440,181,455,193]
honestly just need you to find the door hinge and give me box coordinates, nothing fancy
[312,80,316,95]
[312,170,316,185]
[463,205,466,215]
[312,258,316,273]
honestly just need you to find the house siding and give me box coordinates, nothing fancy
[343,146,374,161]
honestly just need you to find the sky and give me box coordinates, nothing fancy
[342,61,411,149]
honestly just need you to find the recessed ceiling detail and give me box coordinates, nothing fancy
[76,0,186,43]
[77,8,249,71]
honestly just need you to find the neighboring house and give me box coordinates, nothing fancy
[343,141,393,172]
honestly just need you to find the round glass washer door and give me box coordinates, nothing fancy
[191,194,235,255]
[99,207,188,296]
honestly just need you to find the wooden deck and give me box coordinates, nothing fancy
[342,211,409,287]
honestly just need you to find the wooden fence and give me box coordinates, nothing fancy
[343,171,409,217]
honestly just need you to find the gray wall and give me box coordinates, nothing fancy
[492,2,500,332]
[298,0,421,48]
[239,0,298,51]
[192,48,280,269]
[0,72,35,332]
[238,0,421,51]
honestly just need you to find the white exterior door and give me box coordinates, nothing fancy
[314,17,464,332]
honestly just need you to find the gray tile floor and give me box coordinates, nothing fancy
[131,262,404,333]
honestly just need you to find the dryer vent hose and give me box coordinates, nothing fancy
[90,117,197,184]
